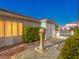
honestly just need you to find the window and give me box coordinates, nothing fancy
[12,22,17,36]
[18,23,23,35]
[0,20,4,37]
[5,21,11,37]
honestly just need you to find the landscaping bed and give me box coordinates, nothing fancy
[58,28,79,59]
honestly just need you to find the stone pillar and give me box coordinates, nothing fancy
[56,30,60,38]
[39,28,45,50]
[35,28,46,53]
[71,30,74,36]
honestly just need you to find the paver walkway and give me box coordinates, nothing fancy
[16,39,64,59]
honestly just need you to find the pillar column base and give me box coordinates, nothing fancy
[35,47,48,53]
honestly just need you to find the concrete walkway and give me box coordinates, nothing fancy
[16,39,64,59]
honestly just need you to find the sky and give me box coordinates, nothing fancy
[0,0,78,25]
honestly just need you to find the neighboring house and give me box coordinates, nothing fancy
[61,22,78,31]
[66,22,77,27]
[0,9,56,48]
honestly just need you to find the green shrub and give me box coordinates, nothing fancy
[23,26,41,43]
[58,28,79,59]
[74,28,79,35]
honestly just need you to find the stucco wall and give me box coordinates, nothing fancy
[0,36,22,48]
[40,19,55,40]
[46,23,55,39]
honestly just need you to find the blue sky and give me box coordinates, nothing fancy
[0,0,78,25]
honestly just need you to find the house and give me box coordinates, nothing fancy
[61,22,78,31]
[0,9,56,48]
[0,9,40,48]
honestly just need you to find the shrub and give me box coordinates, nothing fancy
[58,28,79,59]
[74,28,79,35]
[23,26,41,43]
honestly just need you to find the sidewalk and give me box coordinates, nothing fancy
[17,39,64,59]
